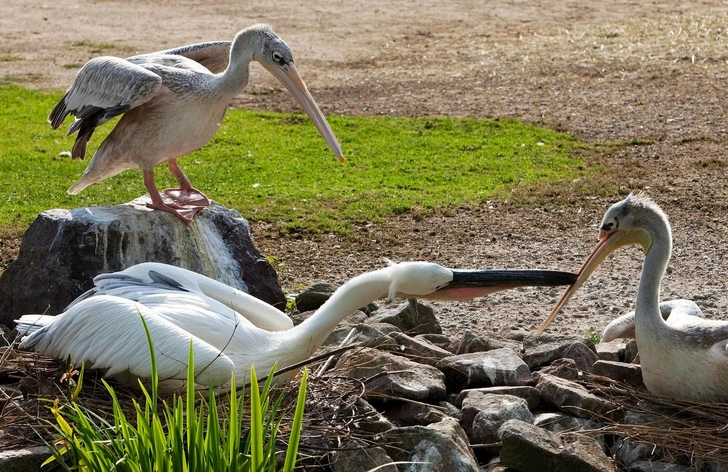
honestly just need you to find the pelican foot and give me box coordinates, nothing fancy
[146,201,206,222]
[163,187,211,207]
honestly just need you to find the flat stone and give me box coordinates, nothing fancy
[522,335,596,370]
[0,446,52,472]
[366,300,442,335]
[592,360,644,386]
[536,373,621,420]
[388,331,454,366]
[382,417,479,472]
[0,200,285,326]
[437,348,533,390]
[453,386,541,410]
[322,322,401,349]
[384,401,448,427]
[498,419,615,472]
[534,412,603,435]
[460,393,534,444]
[330,447,397,472]
[536,358,581,381]
[561,342,599,373]
[595,340,625,362]
[336,347,446,402]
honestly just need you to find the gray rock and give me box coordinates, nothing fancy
[437,348,533,390]
[388,331,454,366]
[453,386,541,410]
[523,335,596,370]
[629,461,691,472]
[455,330,504,354]
[613,438,662,469]
[0,446,51,472]
[592,360,644,386]
[624,339,639,363]
[537,357,581,380]
[460,392,534,444]
[416,333,460,354]
[330,447,397,472]
[498,419,615,472]
[292,309,367,326]
[596,340,625,362]
[322,322,401,348]
[367,300,442,335]
[536,374,621,420]
[385,401,448,426]
[0,200,285,326]
[336,348,446,402]
[346,398,396,434]
[382,417,479,472]
[294,282,336,312]
[534,412,603,435]
[561,342,599,373]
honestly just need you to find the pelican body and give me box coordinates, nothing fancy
[536,194,728,402]
[49,24,343,221]
[16,262,576,390]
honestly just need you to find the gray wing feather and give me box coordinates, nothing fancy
[155,41,232,74]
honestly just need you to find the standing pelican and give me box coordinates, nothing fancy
[16,261,576,390]
[49,24,344,221]
[534,194,728,402]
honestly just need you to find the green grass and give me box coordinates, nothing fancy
[0,85,587,234]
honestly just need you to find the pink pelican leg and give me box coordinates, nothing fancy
[143,169,205,222]
[163,160,211,207]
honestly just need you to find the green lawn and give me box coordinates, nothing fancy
[0,86,587,234]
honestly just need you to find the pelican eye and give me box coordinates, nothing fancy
[272,50,284,64]
[601,217,618,232]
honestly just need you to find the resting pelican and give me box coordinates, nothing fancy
[49,24,344,221]
[16,261,576,390]
[602,300,703,342]
[534,194,728,402]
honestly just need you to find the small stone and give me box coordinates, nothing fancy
[437,348,533,390]
[592,360,644,386]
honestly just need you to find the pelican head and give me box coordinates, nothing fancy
[533,193,671,336]
[385,261,577,302]
[236,24,344,162]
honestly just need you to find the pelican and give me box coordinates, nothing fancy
[16,261,576,390]
[49,24,344,221]
[534,194,728,402]
[602,300,703,342]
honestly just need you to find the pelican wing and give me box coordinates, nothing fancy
[602,299,704,342]
[48,56,163,158]
[155,41,232,74]
[19,296,234,386]
[92,262,294,332]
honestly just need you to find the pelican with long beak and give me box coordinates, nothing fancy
[49,24,343,221]
[535,194,728,402]
[16,261,576,390]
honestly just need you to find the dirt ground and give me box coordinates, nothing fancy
[2,0,728,339]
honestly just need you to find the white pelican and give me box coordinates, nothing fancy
[15,261,576,390]
[49,24,344,221]
[534,194,728,402]
[602,300,703,342]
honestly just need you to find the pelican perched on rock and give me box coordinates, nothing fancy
[49,24,344,221]
[16,261,576,390]
[534,194,728,402]
[602,299,703,342]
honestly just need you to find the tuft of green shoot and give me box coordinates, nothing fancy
[0,86,587,235]
[43,315,309,471]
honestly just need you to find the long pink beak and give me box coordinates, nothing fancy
[258,57,344,162]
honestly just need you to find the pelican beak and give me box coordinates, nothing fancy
[532,228,651,337]
[425,269,578,301]
[256,56,344,162]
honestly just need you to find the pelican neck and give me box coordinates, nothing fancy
[634,214,672,335]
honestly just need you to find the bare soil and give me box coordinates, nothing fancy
[2,0,728,339]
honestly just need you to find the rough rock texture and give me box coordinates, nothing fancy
[437,348,533,390]
[384,401,448,426]
[498,419,615,472]
[336,347,447,402]
[0,446,51,472]
[0,200,285,326]
[561,342,599,373]
[592,360,644,386]
[388,331,454,366]
[382,417,479,472]
[454,385,541,410]
[522,335,596,370]
[367,300,442,335]
[537,374,620,420]
[461,393,534,444]
[330,447,397,472]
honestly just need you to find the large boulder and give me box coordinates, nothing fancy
[0,199,285,326]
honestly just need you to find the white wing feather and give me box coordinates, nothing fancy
[19,296,234,386]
